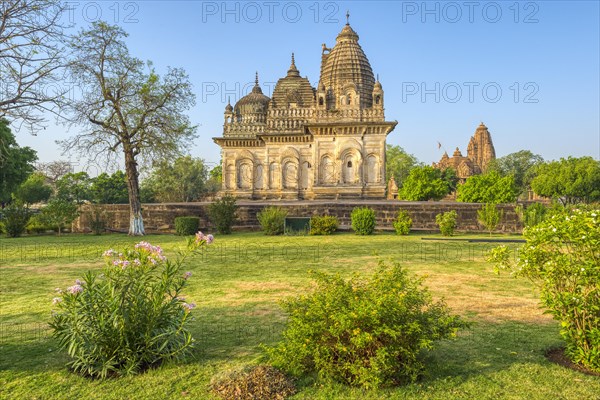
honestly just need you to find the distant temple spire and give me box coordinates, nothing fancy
[346,10,350,25]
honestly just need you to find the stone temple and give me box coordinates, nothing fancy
[433,122,496,183]
[213,21,397,200]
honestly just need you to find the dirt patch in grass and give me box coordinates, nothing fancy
[422,273,549,323]
[211,365,296,400]
[545,347,600,377]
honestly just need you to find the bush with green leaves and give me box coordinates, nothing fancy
[1,203,30,237]
[174,216,200,236]
[26,214,52,234]
[208,195,238,234]
[351,207,376,235]
[310,215,338,235]
[477,203,503,236]
[50,232,214,378]
[393,210,412,235]
[435,210,457,236]
[39,199,79,235]
[517,202,548,228]
[267,261,467,388]
[488,208,599,372]
[257,206,288,235]
[88,206,108,235]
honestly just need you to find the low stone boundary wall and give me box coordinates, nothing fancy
[74,200,523,234]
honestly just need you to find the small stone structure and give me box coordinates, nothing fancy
[433,122,496,183]
[74,201,522,234]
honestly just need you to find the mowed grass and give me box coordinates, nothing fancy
[1,231,598,399]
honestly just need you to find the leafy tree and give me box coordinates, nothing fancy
[400,166,449,201]
[144,156,208,202]
[90,171,129,204]
[0,202,30,237]
[0,118,37,203]
[207,195,238,234]
[530,157,600,205]
[0,1,69,132]
[456,171,518,203]
[206,164,222,194]
[13,172,52,206]
[60,22,196,235]
[385,144,421,187]
[477,203,503,236]
[56,172,92,205]
[440,167,459,193]
[488,150,544,196]
[39,199,79,236]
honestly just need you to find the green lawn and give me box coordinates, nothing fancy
[1,232,598,399]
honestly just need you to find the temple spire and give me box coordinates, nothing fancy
[255,71,259,86]
[346,10,350,25]
[287,52,300,76]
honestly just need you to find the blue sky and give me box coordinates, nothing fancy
[14,1,600,173]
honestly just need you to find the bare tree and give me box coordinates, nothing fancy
[60,22,197,235]
[0,0,70,133]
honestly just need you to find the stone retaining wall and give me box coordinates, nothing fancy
[74,201,523,234]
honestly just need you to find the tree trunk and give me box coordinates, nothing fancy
[124,146,145,236]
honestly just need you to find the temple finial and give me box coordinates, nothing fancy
[255,71,259,86]
[376,73,379,81]
[291,52,295,66]
[346,10,350,25]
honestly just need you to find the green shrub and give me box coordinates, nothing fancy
[208,195,238,234]
[477,203,503,236]
[523,202,548,227]
[174,216,200,236]
[50,233,213,378]
[393,210,412,235]
[489,208,599,372]
[89,206,108,235]
[1,203,30,237]
[39,199,79,236]
[435,210,457,236]
[257,206,287,235]
[351,207,376,235]
[267,261,467,388]
[310,215,338,235]
[26,214,51,234]
[211,365,297,400]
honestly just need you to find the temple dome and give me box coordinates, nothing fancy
[319,22,375,109]
[234,73,271,118]
[271,54,316,108]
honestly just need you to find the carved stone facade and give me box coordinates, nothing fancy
[433,123,496,183]
[213,21,397,199]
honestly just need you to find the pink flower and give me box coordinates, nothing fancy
[183,271,192,280]
[102,249,116,257]
[206,234,214,244]
[75,279,83,285]
[67,284,83,294]
[182,302,196,311]
[52,297,62,305]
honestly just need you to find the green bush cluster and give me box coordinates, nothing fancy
[26,214,52,234]
[267,261,467,388]
[257,206,288,235]
[393,210,412,235]
[477,203,503,236]
[351,207,376,235]
[1,203,30,237]
[435,210,457,236]
[50,235,212,378]
[208,195,238,234]
[520,202,548,228]
[489,208,600,373]
[174,216,200,236]
[310,215,339,235]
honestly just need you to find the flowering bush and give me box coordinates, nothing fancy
[267,261,467,388]
[50,232,213,378]
[488,208,599,372]
[393,210,412,235]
